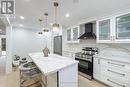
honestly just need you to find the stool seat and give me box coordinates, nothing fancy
[19,62,42,87]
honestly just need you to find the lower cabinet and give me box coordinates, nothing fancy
[94,57,130,87]
[93,58,102,81]
[103,76,130,87]
[62,51,75,59]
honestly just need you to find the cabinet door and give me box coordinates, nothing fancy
[98,19,111,41]
[116,13,130,40]
[94,58,101,80]
[67,29,71,41]
[72,26,79,41]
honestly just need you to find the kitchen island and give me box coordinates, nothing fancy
[29,52,79,87]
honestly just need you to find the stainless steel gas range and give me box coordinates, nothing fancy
[75,47,98,80]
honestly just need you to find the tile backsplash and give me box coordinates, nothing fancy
[62,39,130,57]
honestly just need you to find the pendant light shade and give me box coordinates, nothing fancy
[38,31,43,36]
[52,23,60,31]
[52,1,60,31]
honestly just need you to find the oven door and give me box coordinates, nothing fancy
[75,58,93,77]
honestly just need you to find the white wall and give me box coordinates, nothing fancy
[12,27,52,60]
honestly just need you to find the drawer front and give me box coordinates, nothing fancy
[101,59,130,71]
[101,66,130,84]
[62,51,75,59]
[103,76,130,87]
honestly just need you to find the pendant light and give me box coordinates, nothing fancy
[52,1,60,31]
[38,19,43,36]
[43,13,49,32]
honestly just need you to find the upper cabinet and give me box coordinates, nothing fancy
[67,28,71,41]
[116,13,130,40]
[72,27,79,41]
[97,12,130,43]
[66,26,80,43]
[98,19,111,41]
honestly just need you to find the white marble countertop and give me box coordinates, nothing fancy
[94,52,130,64]
[29,52,79,76]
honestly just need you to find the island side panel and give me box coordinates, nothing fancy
[58,64,78,87]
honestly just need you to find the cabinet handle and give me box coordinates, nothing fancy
[107,79,125,87]
[107,69,125,76]
[112,36,114,40]
[98,59,100,64]
[113,36,116,40]
[110,36,112,40]
[108,62,125,67]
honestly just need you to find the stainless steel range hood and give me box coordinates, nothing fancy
[78,23,96,39]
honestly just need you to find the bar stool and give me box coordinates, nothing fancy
[19,62,42,87]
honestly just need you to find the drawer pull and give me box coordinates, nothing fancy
[107,69,125,76]
[98,59,100,64]
[107,79,125,87]
[108,62,125,67]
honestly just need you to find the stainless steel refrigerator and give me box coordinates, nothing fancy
[54,36,62,55]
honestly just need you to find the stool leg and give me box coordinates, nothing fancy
[40,76,47,87]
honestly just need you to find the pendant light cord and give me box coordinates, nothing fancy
[55,5,57,23]
[39,19,42,31]
[44,13,48,29]
[54,1,59,24]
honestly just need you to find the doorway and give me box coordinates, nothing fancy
[1,38,6,56]
[0,19,6,76]
[0,38,6,75]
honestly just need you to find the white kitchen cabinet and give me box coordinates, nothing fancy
[72,26,80,42]
[97,12,130,43]
[115,13,130,41]
[93,58,102,81]
[94,57,130,87]
[66,26,80,43]
[67,28,72,42]
[102,75,130,87]
[97,18,112,42]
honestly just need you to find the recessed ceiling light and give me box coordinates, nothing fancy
[65,13,70,18]
[19,24,23,27]
[20,16,25,20]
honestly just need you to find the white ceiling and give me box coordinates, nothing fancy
[11,0,130,29]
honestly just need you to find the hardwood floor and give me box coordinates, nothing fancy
[0,70,108,87]
[0,70,20,87]
[78,75,108,87]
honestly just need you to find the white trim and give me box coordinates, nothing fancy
[6,25,13,74]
